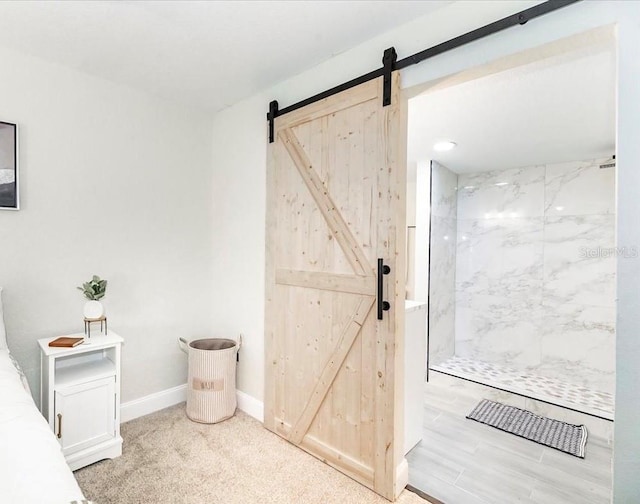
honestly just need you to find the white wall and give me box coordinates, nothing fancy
[210,2,640,500]
[0,46,214,404]
[612,12,640,502]
[209,95,267,398]
[414,161,430,303]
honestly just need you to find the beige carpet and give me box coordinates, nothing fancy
[75,403,428,504]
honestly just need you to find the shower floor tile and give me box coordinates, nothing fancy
[430,356,614,420]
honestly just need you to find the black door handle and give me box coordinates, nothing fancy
[377,258,391,320]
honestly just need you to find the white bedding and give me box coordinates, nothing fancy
[0,349,86,504]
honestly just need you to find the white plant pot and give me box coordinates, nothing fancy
[83,300,104,319]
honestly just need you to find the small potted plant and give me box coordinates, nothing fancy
[78,275,107,319]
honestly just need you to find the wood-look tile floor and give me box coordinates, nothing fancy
[407,383,613,504]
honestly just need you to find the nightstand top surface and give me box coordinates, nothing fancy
[38,331,123,357]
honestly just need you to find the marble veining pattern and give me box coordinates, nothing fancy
[445,158,616,396]
[431,160,458,219]
[456,217,544,300]
[455,292,543,368]
[457,165,545,219]
[428,161,458,365]
[431,356,614,420]
[539,302,616,393]
[543,214,616,308]
[545,159,616,216]
[429,217,457,364]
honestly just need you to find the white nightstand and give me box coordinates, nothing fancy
[39,332,123,471]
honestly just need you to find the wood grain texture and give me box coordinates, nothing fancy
[275,79,379,130]
[276,269,376,295]
[273,417,376,487]
[279,127,374,277]
[264,74,405,501]
[289,296,374,444]
[263,120,278,433]
[373,73,407,499]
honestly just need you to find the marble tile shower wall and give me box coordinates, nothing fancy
[429,161,458,366]
[454,158,616,393]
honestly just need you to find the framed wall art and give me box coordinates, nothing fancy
[0,121,18,210]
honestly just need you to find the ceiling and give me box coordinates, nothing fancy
[0,0,450,112]
[407,39,616,174]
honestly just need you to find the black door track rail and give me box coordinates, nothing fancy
[267,0,581,142]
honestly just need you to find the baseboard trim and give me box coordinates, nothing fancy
[121,384,264,424]
[121,384,188,423]
[237,389,264,422]
[395,458,409,499]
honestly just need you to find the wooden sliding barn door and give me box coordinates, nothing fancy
[264,74,406,500]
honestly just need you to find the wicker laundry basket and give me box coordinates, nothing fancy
[179,338,239,424]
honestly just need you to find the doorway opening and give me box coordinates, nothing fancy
[404,26,616,503]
